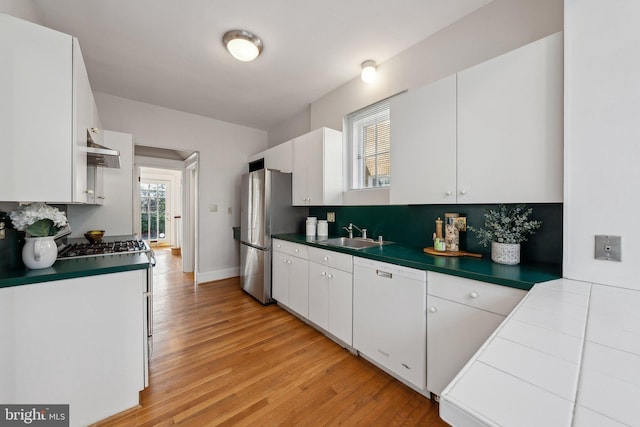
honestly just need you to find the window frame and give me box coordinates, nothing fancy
[346,99,392,190]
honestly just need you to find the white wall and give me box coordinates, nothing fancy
[95,92,268,283]
[308,0,563,131]
[266,106,310,147]
[0,0,41,24]
[564,0,640,290]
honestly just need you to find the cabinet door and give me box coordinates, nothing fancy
[11,270,145,425]
[298,129,324,205]
[292,137,308,205]
[427,295,504,396]
[390,75,457,204]
[86,165,104,205]
[265,140,293,173]
[73,38,90,203]
[0,15,74,202]
[328,268,353,345]
[457,32,563,203]
[272,251,289,305]
[308,262,329,330]
[287,255,309,317]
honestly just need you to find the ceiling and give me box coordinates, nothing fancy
[33,0,493,131]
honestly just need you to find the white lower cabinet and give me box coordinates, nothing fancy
[0,270,146,426]
[353,258,427,391]
[308,247,353,346]
[272,241,529,399]
[426,271,526,396]
[272,240,309,317]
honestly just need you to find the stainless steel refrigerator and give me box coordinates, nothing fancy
[240,169,307,304]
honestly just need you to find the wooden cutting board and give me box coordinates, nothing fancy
[423,247,482,258]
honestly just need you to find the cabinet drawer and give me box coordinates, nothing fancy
[307,247,352,273]
[273,239,308,259]
[427,271,526,316]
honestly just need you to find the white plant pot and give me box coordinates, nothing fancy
[22,236,57,269]
[491,242,521,265]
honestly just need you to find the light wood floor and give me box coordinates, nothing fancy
[95,248,449,426]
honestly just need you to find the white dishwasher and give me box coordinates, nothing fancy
[353,257,427,391]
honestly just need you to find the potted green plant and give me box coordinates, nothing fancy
[468,205,541,265]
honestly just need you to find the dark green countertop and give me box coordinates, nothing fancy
[273,234,561,291]
[0,253,151,289]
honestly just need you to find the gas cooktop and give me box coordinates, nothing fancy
[57,240,150,259]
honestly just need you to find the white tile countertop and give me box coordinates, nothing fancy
[439,278,640,426]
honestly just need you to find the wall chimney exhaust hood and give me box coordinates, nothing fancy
[86,129,120,168]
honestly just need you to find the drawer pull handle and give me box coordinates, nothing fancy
[470,291,478,298]
[401,363,410,370]
[429,306,437,313]
[376,270,392,279]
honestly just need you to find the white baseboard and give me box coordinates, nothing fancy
[196,267,239,284]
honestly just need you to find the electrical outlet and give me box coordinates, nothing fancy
[209,204,218,213]
[594,235,621,262]
[327,212,335,222]
[228,207,232,214]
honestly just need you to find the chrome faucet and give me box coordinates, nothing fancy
[343,223,367,239]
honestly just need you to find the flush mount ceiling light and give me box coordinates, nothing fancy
[223,29,263,62]
[361,60,377,83]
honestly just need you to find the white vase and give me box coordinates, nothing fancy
[491,242,521,265]
[22,236,57,269]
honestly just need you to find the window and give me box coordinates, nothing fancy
[347,100,391,189]
[140,180,168,242]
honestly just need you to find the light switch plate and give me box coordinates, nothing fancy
[595,235,621,262]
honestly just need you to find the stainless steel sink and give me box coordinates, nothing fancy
[315,237,387,250]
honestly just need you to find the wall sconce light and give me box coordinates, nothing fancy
[361,60,377,83]
[223,29,263,62]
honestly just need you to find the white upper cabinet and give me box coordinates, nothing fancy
[390,75,457,204]
[292,127,343,206]
[456,32,563,204]
[248,139,294,173]
[0,14,96,203]
[265,140,293,173]
[389,32,563,205]
[73,38,91,203]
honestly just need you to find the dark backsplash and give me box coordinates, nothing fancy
[309,203,562,266]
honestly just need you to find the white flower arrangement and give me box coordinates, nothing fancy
[9,203,68,237]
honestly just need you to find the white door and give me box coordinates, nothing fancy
[140,179,172,244]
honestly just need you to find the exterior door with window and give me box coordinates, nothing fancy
[140,179,171,243]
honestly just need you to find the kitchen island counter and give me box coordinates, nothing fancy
[440,279,640,426]
[273,234,560,291]
[0,253,150,288]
